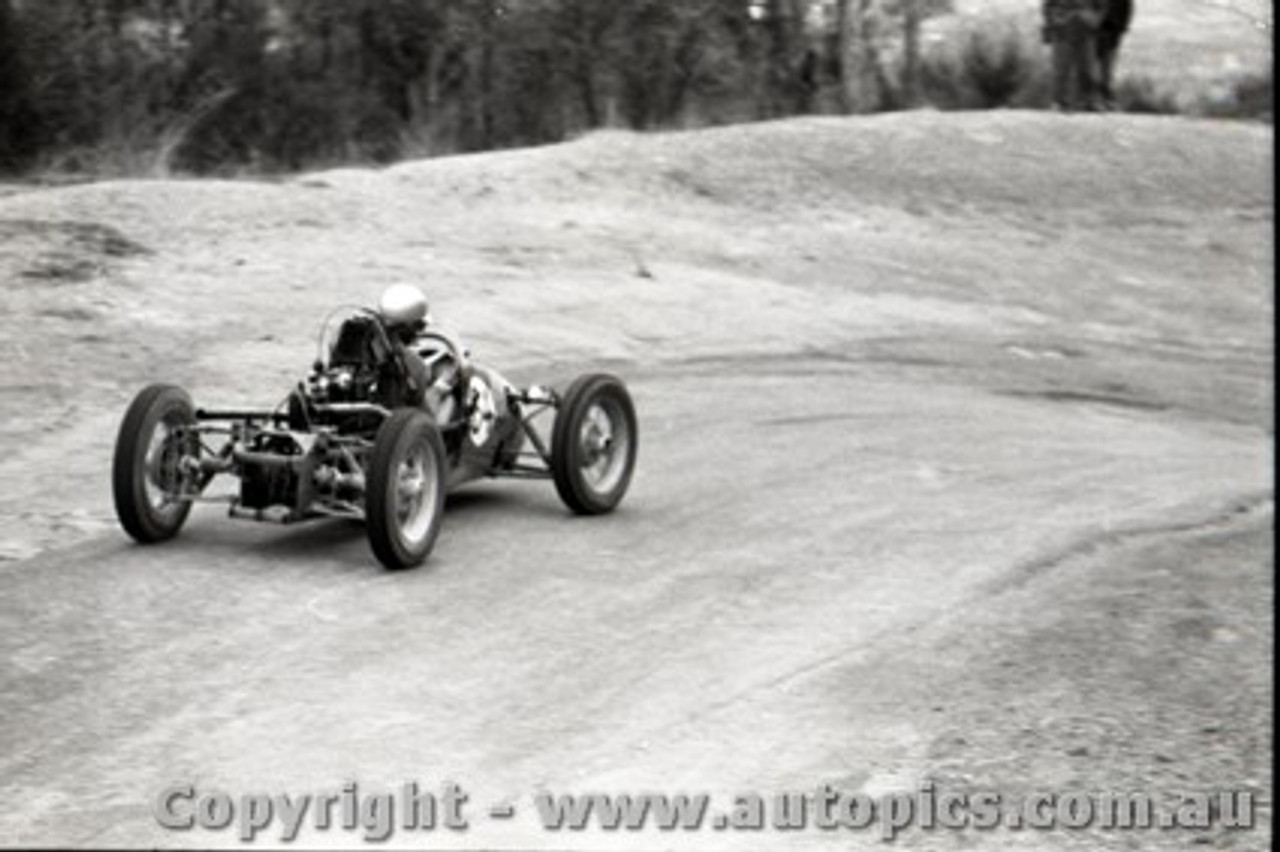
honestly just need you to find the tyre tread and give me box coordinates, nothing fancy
[111,383,195,543]
[366,409,447,569]
[551,373,637,515]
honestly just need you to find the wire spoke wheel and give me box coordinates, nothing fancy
[552,374,638,515]
[393,444,439,548]
[113,384,198,543]
[577,400,630,495]
[367,409,447,569]
[143,418,188,520]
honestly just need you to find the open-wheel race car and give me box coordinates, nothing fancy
[111,286,638,569]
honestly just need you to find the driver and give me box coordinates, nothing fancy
[377,284,468,423]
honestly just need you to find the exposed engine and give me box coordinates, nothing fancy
[290,314,424,434]
[237,433,309,511]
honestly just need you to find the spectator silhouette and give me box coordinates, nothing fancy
[1043,0,1104,110]
[1097,0,1134,108]
[1043,0,1131,111]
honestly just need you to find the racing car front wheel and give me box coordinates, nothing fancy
[366,409,448,570]
[551,374,638,515]
[112,384,198,544]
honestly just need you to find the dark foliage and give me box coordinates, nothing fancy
[2,0,1260,176]
[0,0,42,170]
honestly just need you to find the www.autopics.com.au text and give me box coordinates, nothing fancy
[153,781,1259,842]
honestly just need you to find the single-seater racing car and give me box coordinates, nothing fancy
[111,285,638,569]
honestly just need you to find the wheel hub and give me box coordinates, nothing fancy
[578,403,628,492]
[394,448,436,546]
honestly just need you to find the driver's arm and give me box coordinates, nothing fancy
[413,326,470,368]
[413,326,470,423]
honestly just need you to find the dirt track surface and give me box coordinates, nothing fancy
[0,112,1272,849]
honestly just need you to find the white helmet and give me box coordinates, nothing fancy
[378,284,429,327]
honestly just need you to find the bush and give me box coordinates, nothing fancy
[1113,75,1180,115]
[961,24,1038,107]
[919,21,1046,110]
[1200,69,1274,122]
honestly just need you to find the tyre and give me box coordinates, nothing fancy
[366,409,448,569]
[112,384,198,544]
[551,374,638,515]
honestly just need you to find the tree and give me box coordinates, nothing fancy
[900,0,921,106]
[4,0,945,174]
[0,0,40,170]
[546,0,620,127]
[836,0,877,112]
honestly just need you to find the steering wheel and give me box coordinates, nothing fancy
[414,328,468,387]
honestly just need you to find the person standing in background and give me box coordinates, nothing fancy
[1042,0,1107,111]
[1096,0,1134,109]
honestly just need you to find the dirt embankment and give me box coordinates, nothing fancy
[0,111,1269,560]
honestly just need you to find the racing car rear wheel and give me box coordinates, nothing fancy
[366,409,447,570]
[112,384,198,543]
[551,374,637,515]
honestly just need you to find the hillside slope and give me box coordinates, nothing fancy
[0,111,1270,559]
